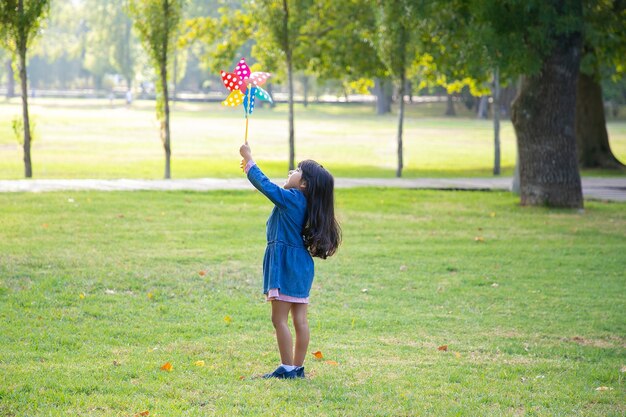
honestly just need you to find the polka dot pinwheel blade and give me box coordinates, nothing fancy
[234,57,251,82]
[220,71,244,92]
[243,87,257,115]
[255,86,273,103]
[247,72,272,88]
[222,89,244,107]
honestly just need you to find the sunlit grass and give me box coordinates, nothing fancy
[1,98,624,179]
[0,189,625,416]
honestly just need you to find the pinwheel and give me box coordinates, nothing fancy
[220,57,273,143]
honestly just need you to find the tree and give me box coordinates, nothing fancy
[0,0,50,178]
[575,0,625,169]
[374,1,422,177]
[129,0,184,179]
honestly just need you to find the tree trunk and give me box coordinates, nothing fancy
[445,93,456,116]
[17,0,32,178]
[477,96,489,119]
[374,77,391,115]
[575,72,624,169]
[302,75,309,108]
[6,59,15,98]
[284,0,295,171]
[161,63,171,179]
[511,28,583,208]
[396,71,405,177]
[493,67,501,175]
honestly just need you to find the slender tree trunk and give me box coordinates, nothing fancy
[283,0,295,171]
[445,93,456,116]
[511,26,583,208]
[477,96,489,119]
[6,59,15,98]
[161,64,171,179]
[493,67,501,175]
[302,75,308,108]
[396,71,405,178]
[575,72,624,169]
[374,77,391,115]
[17,0,32,178]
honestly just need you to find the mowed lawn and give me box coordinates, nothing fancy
[0,188,624,416]
[1,98,625,179]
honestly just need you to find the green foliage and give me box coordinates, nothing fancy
[11,115,35,145]
[0,0,51,55]
[129,0,185,120]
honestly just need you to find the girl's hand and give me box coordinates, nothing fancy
[239,143,252,163]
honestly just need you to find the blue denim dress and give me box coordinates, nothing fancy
[247,165,314,298]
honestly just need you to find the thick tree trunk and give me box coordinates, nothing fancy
[396,72,405,177]
[374,77,391,115]
[161,63,171,179]
[6,59,15,98]
[575,72,624,169]
[511,29,583,208]
[493,67,501,175]
[445,93,456,116]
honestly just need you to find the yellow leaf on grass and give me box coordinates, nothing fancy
[325,360,339,366]
[79,293,85,299]
[160,362,173,372]
[595,386,613,391]
[454,352,461,358]
[147,292,154,300]
[312,351,323,359]
[474,236,485,242]
[224,315,232,324]
[195,360,205,367]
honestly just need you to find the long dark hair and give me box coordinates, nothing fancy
[299,160,341,259]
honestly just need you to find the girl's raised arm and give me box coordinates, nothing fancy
[246,164,290,209]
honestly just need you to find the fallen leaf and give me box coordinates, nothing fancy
[325,360,339,366]
[399,265,408,271]
[595,386,612,391]
[195,360,205,367]
[160,362,173,372]
[437,345,448,351]
[79,293,85,299]
[239,375,245,380]
[489,212,496,217]
[42,223,49,228]
[312,351,324,359]
[491,283,499,288]
[117,214,125,218]
[147,292,154,300]
[620,365,626,373]
[224,315,232,325]
[474,236,485,242]
[134,411,149,417]
[113,360,120,366]
[105,289,116,295]
[198,270,207,276]
[361,288,368,293]
[454,352,461,358]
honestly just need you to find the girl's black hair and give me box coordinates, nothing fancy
[298,160,341,259]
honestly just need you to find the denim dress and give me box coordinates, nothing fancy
[247,164,315,298]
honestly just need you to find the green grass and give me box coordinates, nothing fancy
[1,98,625,179]
[1,188,624,416]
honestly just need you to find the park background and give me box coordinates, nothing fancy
[1,0,625,416]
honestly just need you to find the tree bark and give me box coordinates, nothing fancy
[575,72,624,169]
[302,75,309,108]
[284,0,295,171]
[161,61,171,179]
[511,28,583,208]
[445,93,456,116]
[6,59,15,98]
[396,71,405,178]
[493,67,501,175]
[477,96,489,119]
[18,0,32,178]
[374,77,391,115]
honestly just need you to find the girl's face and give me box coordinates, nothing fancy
[284,168,305,190]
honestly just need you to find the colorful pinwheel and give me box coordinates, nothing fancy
[220,57,273,143]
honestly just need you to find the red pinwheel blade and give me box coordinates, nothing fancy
[220,71,244,92]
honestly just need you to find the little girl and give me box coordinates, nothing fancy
[240,143,341,379]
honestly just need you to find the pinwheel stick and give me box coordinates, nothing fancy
[244,116,249,144]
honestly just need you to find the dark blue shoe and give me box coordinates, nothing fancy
[262,365,297,379]
[295,366,305,378]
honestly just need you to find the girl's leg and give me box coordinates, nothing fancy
[291,303,309,367]
[271,300,294,365]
